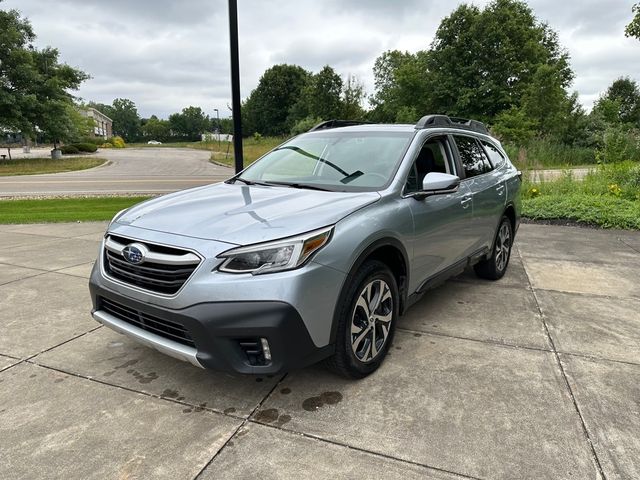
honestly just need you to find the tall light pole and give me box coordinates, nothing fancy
[213,108,220,151]
[228,0,244,174]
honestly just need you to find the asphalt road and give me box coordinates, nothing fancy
[0,147,233,197]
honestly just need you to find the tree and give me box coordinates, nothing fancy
[109,98,141,142]
[168,106,210,141]
[141,115,171,142]
[243,64,311,135]
[291,66,343,122]
[426,0,573,121]
[370,50,430,122]
[626,4,640,39]
[341,75,366,120]
[592,77,640,126]
[0,3,88,146]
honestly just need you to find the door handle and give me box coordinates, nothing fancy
[461,197,472,209]
[496,184,505,196]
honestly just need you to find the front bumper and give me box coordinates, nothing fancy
[90,276,334,374]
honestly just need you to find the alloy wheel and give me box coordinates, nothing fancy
[495,222,511,272]
[350,279,394,363]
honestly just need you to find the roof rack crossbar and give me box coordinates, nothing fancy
[308,119,373,132]
[415,115,489,135]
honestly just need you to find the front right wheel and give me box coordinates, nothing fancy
[474,215,513,280]
[326,260,398,379]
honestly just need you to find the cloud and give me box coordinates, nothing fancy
[3,0,639,117]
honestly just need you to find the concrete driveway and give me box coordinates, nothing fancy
[0,148,232,197]
[0,223,639,479]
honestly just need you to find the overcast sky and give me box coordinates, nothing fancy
[4,0,638,119]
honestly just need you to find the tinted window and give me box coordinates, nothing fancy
[454,136,493,178]
[405,137,453,194]
[481,141,506,168]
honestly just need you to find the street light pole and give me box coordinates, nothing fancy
[228,0,244,174]
[213,108,220,152]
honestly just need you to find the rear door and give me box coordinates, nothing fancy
[404,135,474,286]
[452,135,506,253]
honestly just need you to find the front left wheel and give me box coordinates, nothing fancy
[325,260,399,379]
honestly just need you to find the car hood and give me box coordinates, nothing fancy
[116,182,380,245]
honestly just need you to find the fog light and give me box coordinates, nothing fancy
[260,337,272,362]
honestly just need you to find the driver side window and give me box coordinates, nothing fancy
[405,137,454,194]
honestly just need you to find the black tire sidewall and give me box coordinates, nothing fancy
[337,260,399,377]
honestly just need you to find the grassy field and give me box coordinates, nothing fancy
[0,157,107,176]
[0,196,151,224]
[521,161,640,229]
[210,136,286,167]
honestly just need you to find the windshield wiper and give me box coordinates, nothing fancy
[265,181,332,191]
[340,170,364,184]
[229,177,272,187]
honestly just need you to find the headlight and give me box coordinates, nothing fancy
[217,226,333,275]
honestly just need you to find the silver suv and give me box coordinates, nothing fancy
[89,115,521,378]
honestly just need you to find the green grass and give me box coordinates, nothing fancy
[521,161,640,229]
[0,196,151,224]
[0,157,107,176]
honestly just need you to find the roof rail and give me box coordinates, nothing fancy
[415,115,489,135]
[308,119,374,132]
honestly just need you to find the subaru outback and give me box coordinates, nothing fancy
[89,115,521,378]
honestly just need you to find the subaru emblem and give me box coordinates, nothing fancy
[122,243,146,265]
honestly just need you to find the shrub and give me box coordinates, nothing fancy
[60,145,80,155]
[76,137,104,146]
[72,143,98,153]
[597,127,640,163]
[111,136,126,148]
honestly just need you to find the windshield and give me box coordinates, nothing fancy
[236,131,414,192]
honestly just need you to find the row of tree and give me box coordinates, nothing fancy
[87,100,227,143]
[243,0,640,151]
[2,0,639,149]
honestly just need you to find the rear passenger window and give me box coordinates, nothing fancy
[481,141,506,168]
[454,136,493,178]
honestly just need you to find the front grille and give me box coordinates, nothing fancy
[103,235,200,295]
[100,297,195,348]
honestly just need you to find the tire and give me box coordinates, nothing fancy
[474,215,513,280]
[325,260,399,379]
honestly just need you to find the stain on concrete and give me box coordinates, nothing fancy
[275,414,291,427]
[54,378,64,383]
[126,369,159,384]
[29,374,37,378]
[413,333,422,337]
[302,391,343,412]
[255,377,263,383]
[223,407,237,415]
[280,387,292,395]
[182,408,193,413]
[162,389,179,399]
[115,359,139,370]
[177,396,185,401]
[254,408,280,423]
[227,440,234,447]
[395,346,402,350]
[193,402,207,412]
[103,371,115,377]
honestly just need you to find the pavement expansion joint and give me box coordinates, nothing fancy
[193,373,289,480]
[251,420,486,480]
[522,261,608,480]
[395,326,554,354]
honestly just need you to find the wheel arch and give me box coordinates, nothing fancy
[329,237,409,344]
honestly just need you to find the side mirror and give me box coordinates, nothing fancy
[421,172,460,195]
